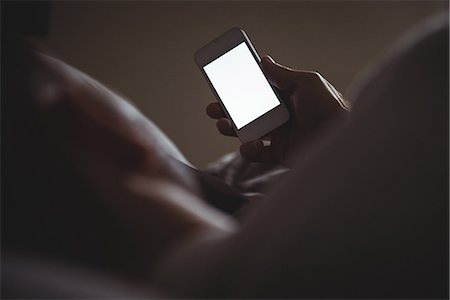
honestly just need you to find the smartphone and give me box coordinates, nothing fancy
[195,27,290,143]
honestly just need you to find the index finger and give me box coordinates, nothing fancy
[206,102,226,119]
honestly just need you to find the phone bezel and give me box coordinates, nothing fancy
[194,27,290,143]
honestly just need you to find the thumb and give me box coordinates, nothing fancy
[261,55,300,91]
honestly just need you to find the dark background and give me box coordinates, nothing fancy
[15,1,450,167]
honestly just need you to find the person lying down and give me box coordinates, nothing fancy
[3,14,448,299]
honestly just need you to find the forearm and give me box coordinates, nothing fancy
[107,175,237,280]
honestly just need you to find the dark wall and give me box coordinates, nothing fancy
[40,1,449,167]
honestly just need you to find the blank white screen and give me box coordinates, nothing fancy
[203,42,280,129]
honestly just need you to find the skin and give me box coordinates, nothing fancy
[6,36,348,281]
[206,55,351,167]
[7,38,235,279]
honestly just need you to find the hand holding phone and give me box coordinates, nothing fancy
[198,28,350,166]
[195,28,290,143]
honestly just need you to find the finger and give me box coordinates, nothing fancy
[216,118,236,137]
[206,102,226,119]
[261,55,303,91]
[240,140,263,162]
[239,139,274,163]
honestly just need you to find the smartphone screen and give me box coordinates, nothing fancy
[203,42,281,130]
